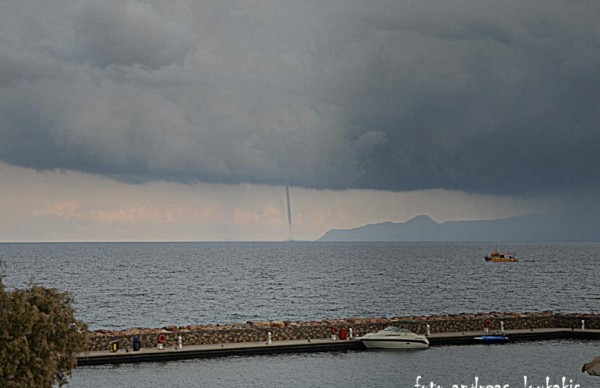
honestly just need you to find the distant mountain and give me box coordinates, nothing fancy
[317,209,600,242]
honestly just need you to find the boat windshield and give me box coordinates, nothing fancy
[382,326,412,333]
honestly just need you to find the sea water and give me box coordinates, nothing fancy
[1,242,598,329]
[70,340,598,387]
[1,242,598,386]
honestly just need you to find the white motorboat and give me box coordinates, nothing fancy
[359,327,429,349]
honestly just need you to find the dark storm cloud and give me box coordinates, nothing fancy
[74,2,193,69]
[1,1,599,196]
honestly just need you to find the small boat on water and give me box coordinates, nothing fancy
[473,335,509,343]
[485,249,518,262]
[359,327,429,349]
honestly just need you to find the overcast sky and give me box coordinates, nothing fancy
[1,1,598,241]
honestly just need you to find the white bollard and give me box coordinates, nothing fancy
[426,324,431,337]
[349,328,353,340]
[484,327,489,333]
[177,335,183,350]
[267,332,272,345]
[500,321,504,334]
[582,320,585,330]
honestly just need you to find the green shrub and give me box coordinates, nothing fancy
[0,268,88,387]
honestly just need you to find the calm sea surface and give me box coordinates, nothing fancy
[1,242,598,329]
[1,242,598,386]
[70,340,599,388]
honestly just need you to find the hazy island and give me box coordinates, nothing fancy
[318,209,600,242]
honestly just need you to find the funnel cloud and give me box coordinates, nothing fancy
[285,186,293,240]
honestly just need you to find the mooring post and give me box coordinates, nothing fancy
[500,321,504,334]
[267,331,272,345]
[349,328,353,340]
[426,324,431,336]
[582,320,585,330]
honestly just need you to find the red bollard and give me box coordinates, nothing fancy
[339,327,348,340]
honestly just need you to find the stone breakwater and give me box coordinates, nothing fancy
[86,312,600,352]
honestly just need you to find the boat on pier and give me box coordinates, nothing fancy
[473,335,509,343]
[359,327,429,349]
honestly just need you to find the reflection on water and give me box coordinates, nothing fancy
[71,340,600,388]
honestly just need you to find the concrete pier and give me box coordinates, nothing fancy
[427,328,600,345]
[76,328,600,366]
[77,338,361,366]
[85,312,600,352]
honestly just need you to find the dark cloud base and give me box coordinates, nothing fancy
[1,1,600,197]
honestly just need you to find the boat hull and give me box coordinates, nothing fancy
[361,338,429,349]
[473,335,509,343]
[485,257,518,262]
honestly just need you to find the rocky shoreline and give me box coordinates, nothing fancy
[86,311,600,352]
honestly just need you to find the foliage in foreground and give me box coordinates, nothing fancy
[0,270,88,387]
